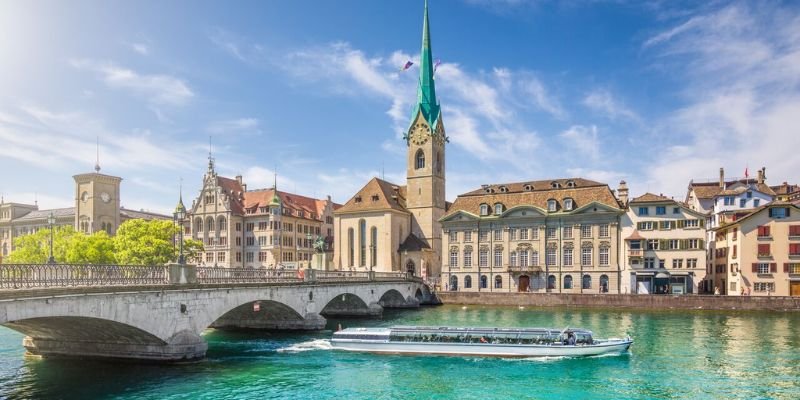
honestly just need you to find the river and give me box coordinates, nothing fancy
[1,305,799,399]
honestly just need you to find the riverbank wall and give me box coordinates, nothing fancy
[435,292,800,311]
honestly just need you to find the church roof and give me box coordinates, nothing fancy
[243,189,336,221]
[335,178,409,215]
[398,232,430,252]
[409,0,441,131]
[629,193,674,203]
[14,207,75,221]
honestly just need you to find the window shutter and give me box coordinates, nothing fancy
[785,263,790,273]
[677,220,685,228]
[660,239,667,249]
[752,263,758,272]
[700,219,705,227]
[637,222,644,230]
[699,239,704,249]
[787,208,791,217]
[768,208,773,217]
[765,226,771,236]
[680,239,686,250]
[770,263,777,273]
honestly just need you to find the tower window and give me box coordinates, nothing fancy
[415,149,425,169]
[435,152,442,173]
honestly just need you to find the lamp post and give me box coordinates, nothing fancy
[173,196,187,265]
[306,233,312,269]
[369,244,375,272]
[47,212,56,264]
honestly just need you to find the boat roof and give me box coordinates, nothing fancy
[336,326,593,335]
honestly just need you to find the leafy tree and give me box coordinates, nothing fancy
[113,219,179,265]
[65,231,116,264]
[183,238,204,263]
[5,226,78,264]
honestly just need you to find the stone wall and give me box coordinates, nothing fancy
[436,292,800,311]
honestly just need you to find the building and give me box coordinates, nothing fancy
[686,167,775,229]
[440,178,624,293]
[187,158,339,269]
[0,165,169,263]
[620,193,708,294]
[771,182,800,202]
[333,1,447,280]
[710,202,800,296]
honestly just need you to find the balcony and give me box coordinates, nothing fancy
[628,249,642,258]
[507,265,542,273]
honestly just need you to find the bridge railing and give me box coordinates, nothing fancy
[313,270,371,282]
[373,271,410,281]
[0,264,167,289]
[196,267,302,284]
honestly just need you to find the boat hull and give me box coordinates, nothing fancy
[331,339,632,358]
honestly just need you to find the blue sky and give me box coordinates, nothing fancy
[1,0,798,213]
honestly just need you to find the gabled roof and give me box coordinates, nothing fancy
[14,207,75,221]
[625,230,645,240]
[397,232,430,252]
[243,189,337,221]
[216,176,246,215]
[120,208,170,220]
[714,201,799,230]
[335,178,409,214]
[444,177,621,219]
[630,193,673,203]
[771,182,800,196]
[688,179,776,199]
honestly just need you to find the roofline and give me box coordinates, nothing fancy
[712,203,800,230]
[456,183,611,198]
[334,207,411,216]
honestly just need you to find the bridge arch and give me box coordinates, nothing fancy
[209,300,309,330]
[379,289,406,307]
[320,292,377,317]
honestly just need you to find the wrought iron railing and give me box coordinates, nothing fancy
[314,270,371,282]
[373,271,409,281]
[0,264,167,289]
[196,267,302,284]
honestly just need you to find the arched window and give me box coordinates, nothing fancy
[449,275,458,291]
[510,251,517,267]
[206,217,214,232]
[563,198,574,211]
[583,274,592,289]
[415,149,425,169]
[217,216,227,232]
[359,219,366,267]
[564,275,573,289]
[435,152,441,173]
[547,199,557,212]
[548,275,556,289]
[194,218,203,233]
[480,204,489,216]
[494,275,502,289]
[494,203,504,215]
[600,275,609,293]
[370,226,377,267]
[480,275,488,289]
[464,275,472,288]
[551,181,561,189]
[347,228,354,267]
[406,259,416,274]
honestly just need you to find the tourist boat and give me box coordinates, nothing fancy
[331,326,633,357]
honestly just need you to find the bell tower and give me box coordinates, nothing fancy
[73,142,121,235]
[406,0,447,271]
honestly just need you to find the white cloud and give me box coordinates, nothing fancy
[520,76,566,119]
[209,28,266,64]
[583,89,639,122]
[560,125,599,161]
[208,118,261,135]
[70,59,194,106]
[131,43,149,55]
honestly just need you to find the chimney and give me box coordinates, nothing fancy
[758,167,766,184]
[617,180,629,206]
[719,167,725,189]
[235,175,242,185]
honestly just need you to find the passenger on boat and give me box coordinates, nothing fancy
[565,331,576,346]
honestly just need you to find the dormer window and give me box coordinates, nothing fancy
[551,181,561,189]
[371,195,380,202]
[524,184,533,191]
[494,203,504,215]
[566,180,576,188]
[499,186,508,193]
[564,198,574,211]
[480,204,489,216]
[355,196,362,203]
[547,199,557,212]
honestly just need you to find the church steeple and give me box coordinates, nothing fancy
[414,0,439,127]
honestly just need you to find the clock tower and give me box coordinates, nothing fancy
[74,163,122,235]
[405,0,447,274]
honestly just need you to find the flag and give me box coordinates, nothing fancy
[745,166,749,179]
[433,59,442,77]
[400,61,413,71]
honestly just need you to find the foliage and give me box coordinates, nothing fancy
[113,219,179,265]
[183,238,204,263]
[65,231,116,264]
[5,226,79,264]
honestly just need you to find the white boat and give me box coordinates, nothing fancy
[331,326,632,358]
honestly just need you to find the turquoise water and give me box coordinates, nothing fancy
[1,305,799,399]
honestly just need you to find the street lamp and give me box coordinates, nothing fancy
[369,244,375,272]
[306,233,313,270]
[47,212,56,264]
[173,196,187,265]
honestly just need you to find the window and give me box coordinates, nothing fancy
[258,221,267,231]
[359,220,367,267]
[789,225,800,237]
[733,227,738,240]
[245,252,254,262]
[348,228,354,266]
[494,248,503,267]
[236,252,242,262]
[790,243,800,256]
[546,227,556,239]
[629,240,642,250]
[449,231,458,243]
[246,237,255,246]
[415,149,425,169]
[747,191,753,199]
[480,275,488,289]
[548,275,556,290]
[581,246,592,266]
[509,228,517,241]
[480,204,489,216]
[669,239,680,250]
[672,259,683,269]
[258,236,267,246]
[463,276,472,288]
[479,249,488,267]
[450,250,458,267]
[564,198,574,211]
[464,231,472,242]
[531,250,539,266]
[532,227,539,240]
[687,259,697,269]
[656,206,666,215]
[510,251,517,267]
[564,275,573,289]
[638,207,649,216]
[754,282,775,292]
[769,207,790,219]
[563,247,573,266]
[493,229,502,241]
[546,248,557,266]
[599,224,609,238]
[757,225,771,237]
[519,250,529,267]
[787,263,800,274]
[206,252,213,263]
[733,245,737,258]
[673,207,680,214]
[644,258,655,268]
[519,228,528,240]
[660,221,673,230]
[688,239,700,249]
[638,221,654,230]
[582,274,592,289]
[494,203,503,215]
[647,239,659,250]
[739,198,747,208]
[581,225,592,238]
[246,223,254,232]
[479,230,488,241]
[370,227,378,267]
[724,196,734,206]
[563,226,573,239]
[754,199,760,207]
[494,275,502,289]
[548,200,557,212]
[599,247,609,266]
[258,251,267,262]
[756,263,771,274]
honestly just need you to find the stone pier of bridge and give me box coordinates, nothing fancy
[0,265,433,362]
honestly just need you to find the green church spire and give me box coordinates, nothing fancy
[415,0,439,127]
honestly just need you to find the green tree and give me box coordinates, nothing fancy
[5,226,78,264]
[65,231,116,264]
[183,238,204,263]
[113,219,185,265]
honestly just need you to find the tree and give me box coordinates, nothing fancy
[65,231,116,264]
[183,238,204,263]
[5,226,79,264]
[113,219,179,265]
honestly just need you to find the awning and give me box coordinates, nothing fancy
[655,272,670,279]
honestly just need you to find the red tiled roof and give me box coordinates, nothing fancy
[630,193,674,203]
[335,178,409,214]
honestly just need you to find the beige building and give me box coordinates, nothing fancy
[187,158,339,269]
[710,202,800,296]
[333,2,446,280]
[620,193,708,294]
[0,165,168,263]
[440,178,624,293]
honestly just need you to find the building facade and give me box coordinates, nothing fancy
[334,2,446,280]
[620,193,708,295]
[710,202,800,296]
[187,158,338,269]
[440,178,624,293]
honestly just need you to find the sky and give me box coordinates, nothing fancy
[1,0,799,214]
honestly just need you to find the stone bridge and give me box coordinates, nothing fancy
[0,264,433,362]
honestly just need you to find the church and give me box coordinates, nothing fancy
[333,1,447,280]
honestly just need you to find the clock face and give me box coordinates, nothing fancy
[410,123,429,145]
[100,192,111,203]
